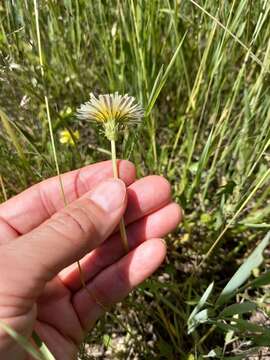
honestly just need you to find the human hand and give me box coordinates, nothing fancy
[0,160,181,359]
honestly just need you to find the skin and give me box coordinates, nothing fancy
[0,160,182,359]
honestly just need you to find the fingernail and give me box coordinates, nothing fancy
[89,179,126,212]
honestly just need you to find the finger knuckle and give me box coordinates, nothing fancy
[52,204,99,246]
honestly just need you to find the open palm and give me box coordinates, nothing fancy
[0,160,181,359]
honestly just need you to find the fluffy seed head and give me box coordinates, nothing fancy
[76,92,144,124]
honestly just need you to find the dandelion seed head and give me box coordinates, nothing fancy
[76,92,144,125]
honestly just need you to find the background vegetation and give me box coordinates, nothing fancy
[1,0,270,358]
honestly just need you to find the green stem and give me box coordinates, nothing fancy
[110,139,129,253]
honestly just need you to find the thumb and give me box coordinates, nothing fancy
[0,179,127,298]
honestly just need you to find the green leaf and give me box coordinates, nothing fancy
[234,319,270,335]
[252,333,270,346]
[188,282,214,324]
[145,31,187,116]
[219,302,256,318]
[188,282,214,333]
[248,270,270,288]
[0,320,52,360]
[102,334,112,348]
[215,318,270,336]
[188,309,209,334]
[203,347,223,358]
[216,231,270,306]
[32,331,55,360]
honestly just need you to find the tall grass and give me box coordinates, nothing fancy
[1,0,270,358]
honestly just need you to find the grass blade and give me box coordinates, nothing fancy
[217,231,270,306]
[145,31,187,116]
[0,320,52,360]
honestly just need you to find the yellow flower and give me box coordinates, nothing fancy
[59,129,80,146]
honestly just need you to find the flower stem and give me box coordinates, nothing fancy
[110,139,129,253]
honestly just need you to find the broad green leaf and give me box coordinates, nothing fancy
[217,231,270,305]
[252,333,270,346]
[234,319,270,335]
[215,318,270,336]
[248,270,270,288]
[219,302,256,318]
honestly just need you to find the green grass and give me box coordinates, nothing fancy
[1,0,270,358]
